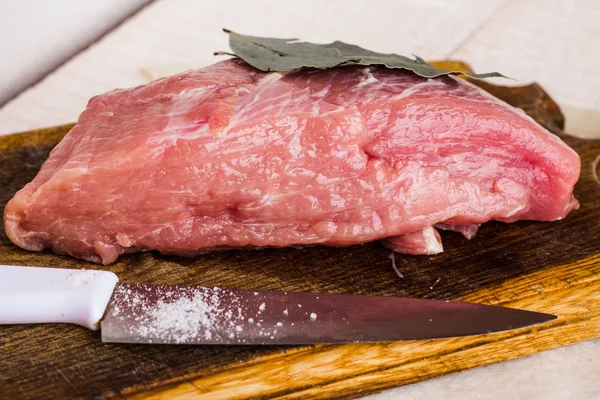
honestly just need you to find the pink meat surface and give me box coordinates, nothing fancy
[4,59,580,264]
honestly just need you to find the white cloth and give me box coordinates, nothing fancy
[0,0,150,106]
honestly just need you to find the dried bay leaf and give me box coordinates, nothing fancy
[218,29,507,80]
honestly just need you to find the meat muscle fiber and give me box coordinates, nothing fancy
[4,60,580,264]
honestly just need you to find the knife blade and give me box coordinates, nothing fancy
[0,265,556,345]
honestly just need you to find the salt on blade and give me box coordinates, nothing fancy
[108,285,246,344]
[310,312,317,320]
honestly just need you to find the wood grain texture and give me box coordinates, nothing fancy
[1,61,599,400]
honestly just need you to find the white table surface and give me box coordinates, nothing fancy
[0,0,599,398]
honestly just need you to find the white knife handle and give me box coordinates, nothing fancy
[0,265,118,330]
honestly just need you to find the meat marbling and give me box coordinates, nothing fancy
[4,59,580,264]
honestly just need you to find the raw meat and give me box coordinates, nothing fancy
[382,227,443,255]
[4,59,580,264]
[434,223,480,240]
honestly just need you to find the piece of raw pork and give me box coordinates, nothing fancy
[4,59,580,264]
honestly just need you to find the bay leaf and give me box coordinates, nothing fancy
[218,29,507,80]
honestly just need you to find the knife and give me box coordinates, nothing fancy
[0,265,555,345]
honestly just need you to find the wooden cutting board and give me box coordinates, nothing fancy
[1,61,599,400]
